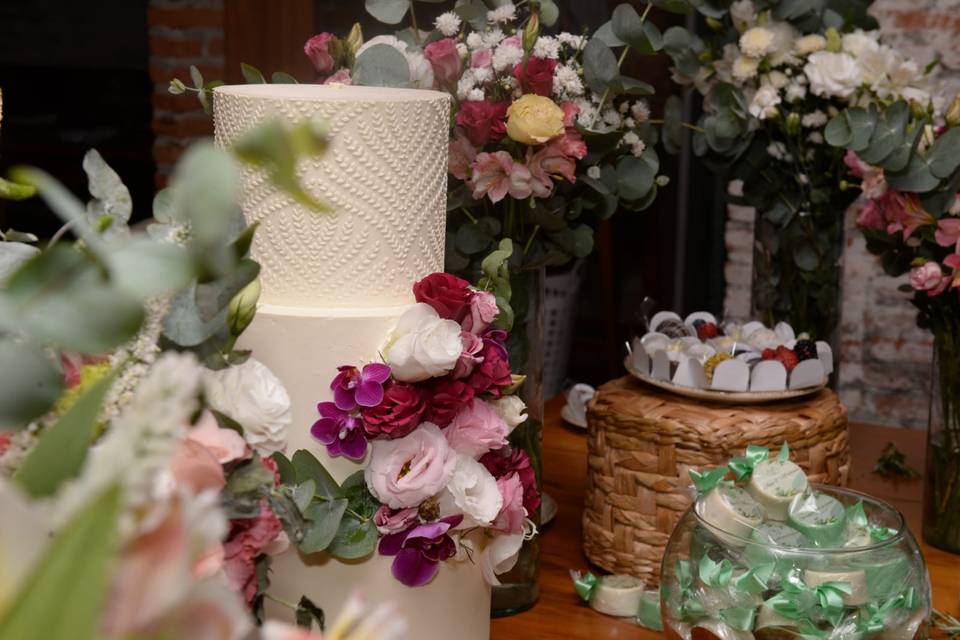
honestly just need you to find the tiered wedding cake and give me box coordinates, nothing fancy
[213,85,491,639]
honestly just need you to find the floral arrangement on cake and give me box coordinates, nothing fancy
[662,0,939,341]
[301,272,538,587]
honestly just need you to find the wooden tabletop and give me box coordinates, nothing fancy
[491,397,960,640]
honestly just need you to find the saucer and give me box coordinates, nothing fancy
[561,404,587,429]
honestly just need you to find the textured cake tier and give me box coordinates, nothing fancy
[213,85,450,308]
[240,305,492,640]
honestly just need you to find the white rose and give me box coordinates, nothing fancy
[739,27,775,58]
[794,34,826,56]
[439,454,503,527]
[732,56,760,82]
[729,0,757,33]
[204,358,292,456]
[841,31,880,57]
[804,51,863,99]
[749,84,781,120]
[489,395,527,430]
[385,303,462,382]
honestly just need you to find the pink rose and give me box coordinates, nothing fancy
[527,140,578,198]
[471,48,493,69]
[424,38,462,88]
[492,473,526,534]
[469,151,533,203]
[456,101,509,147]
[462,290,498,335]
[936,217,960,248]
[468,338,513,396]
[304,33,341,75]
[449,131,477,180]
[223,500,284,605]
[373,505,420,534]
[169,439,225,494]
[187,411,249,464]
[444,398,510,457]
[323,68,352,85]
[360,382,426,439]
[425,379,475,427]
[365,423,457,508]
[910,262,948,295]
[453,331,484,379]
[514,57,558,97]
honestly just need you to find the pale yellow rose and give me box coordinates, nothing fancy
[505,94,565,145]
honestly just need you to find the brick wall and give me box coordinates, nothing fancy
[723,0,960,429]
[147,0,225,187]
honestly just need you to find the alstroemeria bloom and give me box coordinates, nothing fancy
[378,515,463,587]
[469,151,533,203]
[310,401,368,460]
[936,217,960,249]
[887,193,935,240]
[331,363,392,411]
[945,254,960,290]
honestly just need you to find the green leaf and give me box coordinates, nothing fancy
[825,107,875,151]
[190,65,204,89]
[583,38,619,95]
[858,101,908,165]
[663,95,685,154]
[341,470,380,519]
[327,516,378,559]
[271,451,297,484]
[773,0,821,20]
[662,27,702,77]
[295,596,325,631]
[82,149,132,230]
[611,4,663,54]
[271,71,299,84]
[887,152,942,193]
[0,242,40,283]
[612,76,656,96]
[455,221,494,255]
[14,371,115,497]
[928,127,960,179]
[292,449,343,500]
[353,44,411,88]
[365,0,410,24]
[108,238,194,300]
[299,498,348,553]
[241,63,266,84]
[593,21,625,48]
[539,0,560,26]
[616,148,659,201]
[0,341,64,427]
[173,142,242,262]
[0,176,37,200]
[652,0,693,14]
[227,457,277,495]
[0,487,120,640]
[793,241,820,271]
[293,480,316,512]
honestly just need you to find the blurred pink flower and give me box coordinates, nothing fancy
[491,473,526,534]
[373,505,420,535]
[910,262,948,295]
[223,500,284,605]
[886,193,934,240]
[449,131,477,180]
[169,439,226,494]
[304,33,340,75]
[444,398,509,457]
[187,411,249,464]
[945,254,960,290]
[424,38,462,88]
[856,199,885,230]
[560,101,579,127]
[469,151,533,203]
[462,290,498,335]
[453,330,484,379]
[527,141,578,198]
[323,68,352,85]
[935,217,960,248]
[471,48,492,69]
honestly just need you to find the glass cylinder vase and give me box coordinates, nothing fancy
[922,327,960,554]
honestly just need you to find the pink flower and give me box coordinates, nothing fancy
[425,379,475,427]
[323,68,352,85]
[492,473,526,534]
[469,151,533,203]
[502,35,521,49]
[373,505,421,535]
[560,101,579,127]
[945,254,960,290]
[304,33,340,75]
[462,290,498,335]
[361,382,426,440]
[886,193,934,240]
[169,439,226,494]
[456,101,508,147]
[471,48,493,69]
[449,131,477,180]
[453,331,484,379]
[365,423,457,509]
[480,448,540,513]
[467,336,513,396]
[514,57,558,97]
[555,129,588,160]
[424,38,462,88]
[223,500,284,605]
[844,149,870,177]
[331,363,392,410]
[187,411,249,464]
[444,398,510,457]
[856,199,886,230]
[910,262,948,296]
[527,140,578,198]
[936,217,960,248]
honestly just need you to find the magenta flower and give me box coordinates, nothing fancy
[331,363,392,411]
[310,401,368,460]
[378,515,463,587]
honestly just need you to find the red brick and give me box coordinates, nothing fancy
[147,7,223,28]
[152,114,214,137]
[153,143,186,166]
[149,63,223,85]
[149,35,204,58]
[152,92,209,114]
[154,173,170,190]
[206,36,224,57]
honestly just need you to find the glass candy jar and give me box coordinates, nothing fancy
[660,485,931,640]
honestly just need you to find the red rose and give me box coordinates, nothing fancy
[456,101,509,147]
[467,339,512,396]
[514,57,558,97]
[413,272,473,321]
[426,379,475,427]
[480,448,540,513]
[361,382,426,439]
[424,38,462,88]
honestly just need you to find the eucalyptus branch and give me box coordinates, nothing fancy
[590,1,652,128]
[523,225,540,255]
[647,119,706,134]
[265,593,300,612]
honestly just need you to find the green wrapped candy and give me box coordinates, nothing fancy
[744,522,810,576]
[700,485,765,544]
[747,458,809,521]
[786,491,845,546]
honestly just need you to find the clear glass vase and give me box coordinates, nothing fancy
[922,328,960,554]
[660,484,932,640]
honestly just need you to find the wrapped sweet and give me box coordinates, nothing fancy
[661,444,931,640]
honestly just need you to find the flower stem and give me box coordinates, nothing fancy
[523,225,541,255]
[647,119,707,134]
[460,207,479,224]
[265,593,300,611]
[409,1,422,46]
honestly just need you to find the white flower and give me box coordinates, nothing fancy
[483,28,505,48]
[435,12,462,37]
[801,110,828,128]
[729,0,757,32]
[794,34,826,56]
[384,303,462,382]
[842,30,880,57]
[472,65,493,84]
[631,100,651,122]
[804,51,863,99]
[807,131,824,144]
[622,131,640,146]
[456,42,468,58]
[533,36,560,60]
[602,109,622,127]
[631,140,647,158]
[477,531,524,585]
[467,88,486,101]
[457,72,476,100]
[553,65,584,98]
[587,166,602,179]
[488,395,528,430]
[786,81,807,102]
[739,27,776,58]
[766,71,789,89]
[439,455,503,527]
[558,32,585,50]
[767,22,801,67]
[798,173,810,185]
[624,117,636,128]
[492,42,523,72]
[749,84,781,119]
[767,141,787,160]
[466,32,484,49]
[488,3,516,24]
[732,56,760,82]
[204,358,292,456]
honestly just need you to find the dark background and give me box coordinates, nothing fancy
[0,0,728,390]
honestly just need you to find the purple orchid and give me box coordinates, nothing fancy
[310,401,368,460]
[378,514,463,587]
[331,363,392,411]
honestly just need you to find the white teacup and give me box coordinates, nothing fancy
[565,383,596,423]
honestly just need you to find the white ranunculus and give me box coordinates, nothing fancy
[732,55,760,83]
[489,395,528,431]
[729,0,757,33]
[841,30,880,58]
[204,358,292,456]
[794,34,826,56]
[739,27,775,58]
[804,51,863,99]
[749,84,781,120]
[439,455,503,527]
[384,303,463,382]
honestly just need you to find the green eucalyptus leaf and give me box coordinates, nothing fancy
[294,596,325,631]
[82,149,132,230]
[663,95,685,154]
[293,480,316,513]
[0,340,64,427]
[616,148,659,201]
[108,238,194,300]
[612,5,663,54]
[583,38,619,95]
[653,0,693,14]
[887,153,942,193]
[241,63,266,84]
[227,457,277,495]
[662,27,702,77]
[612,76,656,96]
[365,0,410,24]
[327,516,378,559]
[299,498,348,553]
[0,242,40,283]
[858,101,908,165]
[539,0,560,26]
[354,44,411,88]
[292,449,343,500]
[593,21,625,48]
[794,241,820,271]
[0,176,37,200]
[271,452,297,485]
[341,470,380,519]
[455,222,494,255]
[881,122,922,173]
[928,127,960,179]
[271,71,299,84]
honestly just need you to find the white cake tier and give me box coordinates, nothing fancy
[212,85,450,308]
[240,304,492,640]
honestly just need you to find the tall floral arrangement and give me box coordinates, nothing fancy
[662,0,938,342]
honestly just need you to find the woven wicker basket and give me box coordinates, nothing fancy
[583,376,850,585]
